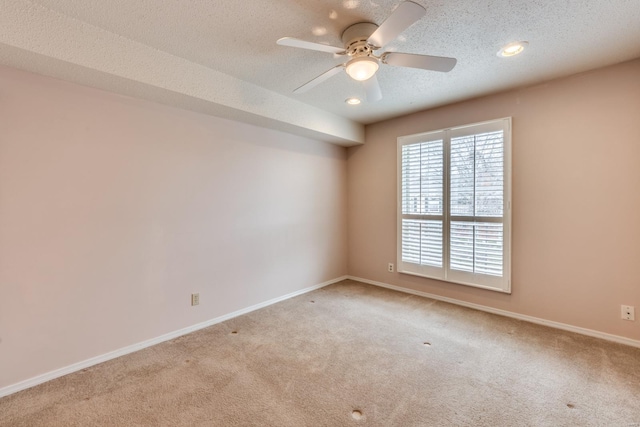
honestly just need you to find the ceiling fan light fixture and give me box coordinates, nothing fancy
[498,41,528,57]
[345,56,379,81]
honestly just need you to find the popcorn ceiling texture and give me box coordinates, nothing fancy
[1,0,639,140]
[1,280,639,426]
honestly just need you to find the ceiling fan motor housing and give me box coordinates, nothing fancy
[342,22,379,57]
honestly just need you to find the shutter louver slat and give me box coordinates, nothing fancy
[449,129,505,277]
[450,221,504,276]
[450,131,504,218]
[402,219,443,267]
[400,138,444,269]
[401,140,443,216]
[474,222,503,276]
[450,221,474,272]
[475,131,504,218]
[450,135,475,217]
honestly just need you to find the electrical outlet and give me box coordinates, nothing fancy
[621,305,635,321]
[388,263,394,273]
[191,293,200,306]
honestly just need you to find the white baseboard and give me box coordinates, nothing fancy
[0,276,347,399]
[347,275,640,349]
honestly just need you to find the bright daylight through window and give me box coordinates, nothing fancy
[398,118,511,292]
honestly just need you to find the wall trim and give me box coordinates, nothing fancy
[0,276,347,399]
[347,275,640,349]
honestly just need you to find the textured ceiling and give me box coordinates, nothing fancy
[1,0,640,145]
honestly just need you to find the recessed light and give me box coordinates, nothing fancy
[498,41,528,57]
[343,0,359,10]
[312,26,327,36]
[345,97,361,105]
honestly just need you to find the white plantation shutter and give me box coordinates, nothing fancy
[398,118,511,292]
[399,134,445,278]
[401,220,443,267]
[401,141,443,216]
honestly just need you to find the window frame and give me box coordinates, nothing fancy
[396,117,512,293]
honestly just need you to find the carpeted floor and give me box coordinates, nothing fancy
[2,279,640,426]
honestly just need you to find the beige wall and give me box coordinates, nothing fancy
[348,59,640,341]
[0,66,347,389]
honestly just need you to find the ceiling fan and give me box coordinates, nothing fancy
[276,1,457,102]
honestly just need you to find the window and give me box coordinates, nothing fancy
[398,118,511,293]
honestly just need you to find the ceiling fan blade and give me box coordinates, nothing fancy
[363,75,382,102]
[382,52,457,72]
[277,37,346,55]
[293,64,345,93]
[367,1,426,48]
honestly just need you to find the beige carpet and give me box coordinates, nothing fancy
[2,279,640,426]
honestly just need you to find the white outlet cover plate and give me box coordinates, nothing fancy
[621,305,635,321]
